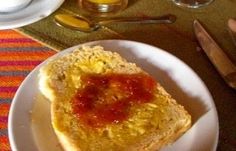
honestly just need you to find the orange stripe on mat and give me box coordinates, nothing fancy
[0,124,7,130]
[0,55,53,61]
[0,51,55,61]
[0,136,10,151]
[0,123,7,129]
[0,33,30,39]
[0,43,44,47]
[0,79,24,87]
[0,104,10,116]
[0,92,15,99]
[0,76,25,81]
[0,66,36,71]
[0,51,55,56]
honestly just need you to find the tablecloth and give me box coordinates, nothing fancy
[0,30,55,151]
[0,30,235,151]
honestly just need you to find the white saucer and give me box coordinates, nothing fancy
[0,0,64,30]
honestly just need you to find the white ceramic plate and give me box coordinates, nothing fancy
[0,0,64,29]
[8,40,219,151]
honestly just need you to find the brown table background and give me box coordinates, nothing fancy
[16,0,236,150]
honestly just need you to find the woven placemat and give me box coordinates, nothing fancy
[14,0,236,150]
[0,30,56,150]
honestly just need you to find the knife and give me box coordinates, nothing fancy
[193,19,236,90]
[228,29,236,47]
[228,18,236,47]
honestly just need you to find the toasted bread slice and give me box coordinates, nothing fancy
[39,46,191,151]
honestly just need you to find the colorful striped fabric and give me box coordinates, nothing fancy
[0,30,56,151]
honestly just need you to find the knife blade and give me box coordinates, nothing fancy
[193,19,236,90]
[228,29,236,47]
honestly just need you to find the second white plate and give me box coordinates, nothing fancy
[0,0,64,29]
[8,40,219,151]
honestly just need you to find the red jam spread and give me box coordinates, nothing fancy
[72,73,157,128]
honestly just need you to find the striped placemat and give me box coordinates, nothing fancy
[0,30,56,150]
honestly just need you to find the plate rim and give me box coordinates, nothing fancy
[0,0,64,29]
[8,39,219,151]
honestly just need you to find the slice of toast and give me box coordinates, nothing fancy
[39,45,191,151]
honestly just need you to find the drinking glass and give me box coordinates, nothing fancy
[78,0,128,16]
[172,0,214,8]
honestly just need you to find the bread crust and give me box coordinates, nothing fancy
[39,46,191,151]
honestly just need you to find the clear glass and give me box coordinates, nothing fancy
[172,0,214,8]
[78,0,128,16]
